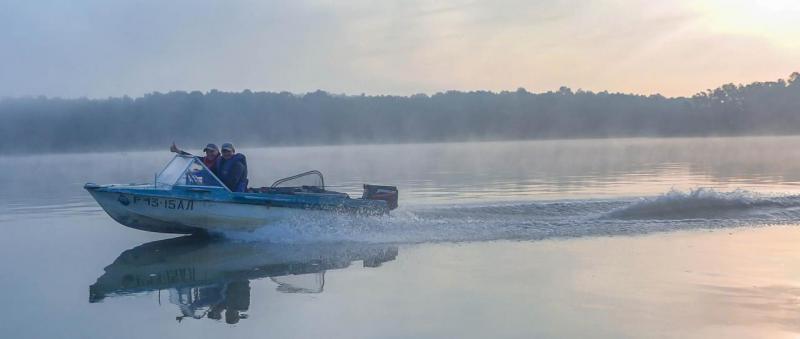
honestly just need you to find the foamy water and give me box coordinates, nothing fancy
[213,187,800,243]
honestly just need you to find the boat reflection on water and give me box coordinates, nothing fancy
[89,236,399,324]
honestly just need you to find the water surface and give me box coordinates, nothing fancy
[3,136,800,338]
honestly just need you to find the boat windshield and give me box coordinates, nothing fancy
[271,170,324,189]
[156,155,224,188]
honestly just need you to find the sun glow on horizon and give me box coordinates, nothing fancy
[688,0,800,49]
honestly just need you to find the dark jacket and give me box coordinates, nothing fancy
[218,153,248,192]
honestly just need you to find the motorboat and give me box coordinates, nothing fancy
[85,154,398,234]
[89,236,399,323]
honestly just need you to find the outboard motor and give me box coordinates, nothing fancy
[362,185,398,210]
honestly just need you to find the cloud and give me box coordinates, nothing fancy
[1,0,798,98]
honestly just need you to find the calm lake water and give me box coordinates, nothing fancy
[3,136,800,338]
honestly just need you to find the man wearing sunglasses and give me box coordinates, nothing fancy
[217,143,248,192]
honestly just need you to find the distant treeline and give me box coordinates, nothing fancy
[2,73,800,153]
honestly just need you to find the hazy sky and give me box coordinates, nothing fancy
[1,0,799,98]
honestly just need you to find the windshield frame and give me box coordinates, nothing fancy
[156,155,231,191]
[270,170,325,189]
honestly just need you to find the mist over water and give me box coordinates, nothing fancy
[5,136,800,338]
[2,73,799,154]
[3,136,800,243]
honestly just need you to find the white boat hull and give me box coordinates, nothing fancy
[89,190,331,234]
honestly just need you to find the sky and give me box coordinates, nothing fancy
[1,0,799,98]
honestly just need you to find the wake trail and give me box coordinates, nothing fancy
[221,187,800,244]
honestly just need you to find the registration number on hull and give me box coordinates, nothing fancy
[133,196,195,210]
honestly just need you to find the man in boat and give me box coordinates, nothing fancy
[218,143,249,192]
[170,142,222,176]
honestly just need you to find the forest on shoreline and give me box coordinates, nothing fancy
[2,73,799,154]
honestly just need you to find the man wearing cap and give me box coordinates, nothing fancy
[170,142,222,177]
[199,143,222,176]
[218,143,248,192]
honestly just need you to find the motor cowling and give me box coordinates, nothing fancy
[362,184,398,210]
